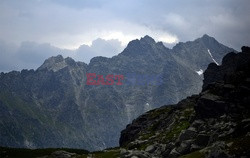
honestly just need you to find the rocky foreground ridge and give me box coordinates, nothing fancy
[118,46,250,158]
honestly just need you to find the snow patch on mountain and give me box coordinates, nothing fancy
[196,69,204,75]
[208,49,219,65]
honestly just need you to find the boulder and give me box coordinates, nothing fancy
[51,150,76,158]
[145,145,155,153]
[195,93,228,118]
[178,128,197,142]
[194,134,210,147]
[169,148,181,157]
[176,140,192,155]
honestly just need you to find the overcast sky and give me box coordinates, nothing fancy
[0,0,250,72]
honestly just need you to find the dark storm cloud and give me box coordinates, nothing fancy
[0,0,250,72]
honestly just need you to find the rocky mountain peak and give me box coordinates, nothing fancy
[201,33,212,39]
[37,55,76,72]
[120,35,162,57]
[198,34,219,46]
[199,34,215,41]
[242,46,250,53]
[48,54,64,62]
[140,35,156,44]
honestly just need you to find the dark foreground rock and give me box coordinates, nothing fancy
[119,46,250,158]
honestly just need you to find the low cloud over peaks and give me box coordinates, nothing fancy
[75,38,123,64]
[0,38,123,72]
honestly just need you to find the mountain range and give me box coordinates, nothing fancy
[0,34,235,151]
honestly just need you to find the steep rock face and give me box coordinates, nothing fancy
[0,57,91,149]
[197,46,250,118]
[119,46,250,158]
[0,35,235,150]
[203,46,250,89]
[172,34,234,71]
